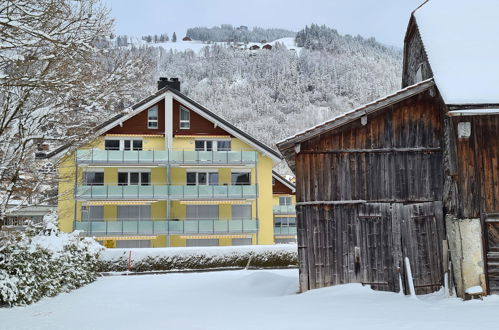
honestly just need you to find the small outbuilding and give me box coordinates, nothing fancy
[249,45,260,50]
[182,36,192,41]
[262,44,272,50]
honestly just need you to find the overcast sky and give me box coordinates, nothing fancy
[102,0,423,47]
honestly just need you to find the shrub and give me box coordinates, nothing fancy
[98,245,298,272]
[0,214,102,306]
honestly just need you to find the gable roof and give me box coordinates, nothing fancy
[413,0,499,105]
[277,79,435,148]
[272,170,295,193]
[46,87,282,162]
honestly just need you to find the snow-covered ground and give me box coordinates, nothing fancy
[2,269,499,330]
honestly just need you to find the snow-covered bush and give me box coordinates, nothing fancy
[99,245,298,272]
[0,214,102,306]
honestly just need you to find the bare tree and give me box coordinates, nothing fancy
[0,0,154,220]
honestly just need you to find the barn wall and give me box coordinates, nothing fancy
[295,90,447,293]
[298,91,444,203]
[443,114,499,295]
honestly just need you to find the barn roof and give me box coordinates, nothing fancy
[413,0,499,105]
[277,78,435,148]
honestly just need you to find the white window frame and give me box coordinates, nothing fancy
[186,170,219,186]
[105,138,143,151]
[179,106,190,129]
[195,139,231,151]
[118,169,151,186]
[231,169,251,185]
[84,169,104,186]
[279,196,292,206]
[148,106,158,129]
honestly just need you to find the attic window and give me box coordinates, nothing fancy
[415,63,423,83]
[457,122,471,139]
[180,106,190,129]
[148,106,158,129]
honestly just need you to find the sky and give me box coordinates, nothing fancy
[102,0,423,47]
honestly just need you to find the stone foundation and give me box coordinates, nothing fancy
[445,215,485,297]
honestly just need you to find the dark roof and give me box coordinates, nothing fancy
[45,86,282,161]
[272,170,295,191]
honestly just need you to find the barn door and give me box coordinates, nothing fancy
[397,202,445,294]
[357,203,401,292]
[484,213,499,294]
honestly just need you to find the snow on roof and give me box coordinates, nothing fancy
[414,0,499,104]
[277,79,435,147]
[448,109,499,116]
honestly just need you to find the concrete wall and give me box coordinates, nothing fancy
[446,215,485,297]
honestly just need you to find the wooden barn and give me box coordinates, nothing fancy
[277,0,499,297]
[262,44,272,50]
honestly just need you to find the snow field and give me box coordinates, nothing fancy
[2,269,499,330]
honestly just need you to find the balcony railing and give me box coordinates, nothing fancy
[272,205,296,214]
[75,185,258,200]
[74,219,258,235]
[274,226,297,236]
[76,149,257,165]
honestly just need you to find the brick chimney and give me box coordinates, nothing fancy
[157,77,180,91]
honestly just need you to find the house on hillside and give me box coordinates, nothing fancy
[262,44,272,50]
[249,45,260,50]
[46,77,283,248]
[277,0,499,297]
[272,171,297,244]
[182,36,192,41]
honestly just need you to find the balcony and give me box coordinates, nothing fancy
[274,226,297,236]
[272,205,296,214]
[74,219,258,236]
[75,185,258,200]
[76,149,257,166]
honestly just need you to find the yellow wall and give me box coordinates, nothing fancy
[58,134,278,248]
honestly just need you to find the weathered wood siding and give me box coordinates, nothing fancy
[402,18,433,88]
[444,115,499,218]
[295,90,446,293]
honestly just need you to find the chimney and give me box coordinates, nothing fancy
[157,77,180,92]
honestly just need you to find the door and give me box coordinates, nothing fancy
[396,202,445,295]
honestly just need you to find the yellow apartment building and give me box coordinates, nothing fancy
[48,78,286,248]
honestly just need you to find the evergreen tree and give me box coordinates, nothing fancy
[172,32,177,42]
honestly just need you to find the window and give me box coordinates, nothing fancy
[415,63,423,83]
[105,139,142,151]
[82,206,104,221]
[186,171,219,185]
[148,106,158,129]
[124,140,143,151]
[105,140,120,150]
[279,196,292,206]
[180,106,190,129]
[217,140,231,151]
[195,140,213,151]
[85,171,104,186]
[232,205,251,220]
[118,171,150,186]
[274,216,296,227]
[117,205,151,220]
[231,172,251,185]
[186,205,219,220]
[195,140,231,151]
